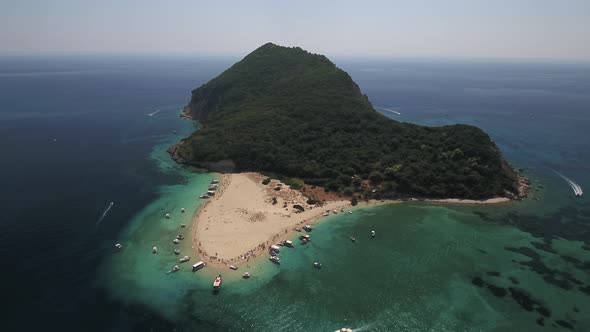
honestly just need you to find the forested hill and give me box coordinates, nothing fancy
[174,43,519,199]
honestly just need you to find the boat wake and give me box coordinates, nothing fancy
[96,202,114,227]
[554,171,583,197]
[147,109,161,117]
[375,107,401,115]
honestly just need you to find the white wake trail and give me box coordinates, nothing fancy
[554,171,583,196]
[375,107,401,115]
[96,202,114,227]
[147,109,161,117]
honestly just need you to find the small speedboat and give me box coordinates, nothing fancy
[173,238,180,244]
[109,202,114,206]
[229,265,238,270]
[303,224,312,232]
[348,211,352,215]
[371,230,376,238]
[179,256,190,263]
[322,211,329,217]
[242,272,251,279]
[180,208,185,213]
[176,234,184,240]
[192,261,205,271]
[213,275,222,290]
[332,210,338,214]
[114,243,123,250]
[350,236,356,242]
[199,195,209,199]
[165,213,170,219]
[174,248,180,255]
[313,262,322,269]
[152,246,158,254]
[336,328,353,332]
[283,240,294,247]
[269,255,281,264]
[171,265,180,273]
[180,223,186,228]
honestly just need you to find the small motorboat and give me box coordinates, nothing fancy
[171,265,180,273]
[322,211,329,217]
[371,230,376,238]
[348,211,352,215]
[213,275,222,290]
[173,238,180,244]
[313,262,322,269]
[114,243,123,250]
[303,224,312,232]
[229,265,238,270]
[242,272,251,279]
[176,234,184,240]
[350,236,356,242]
[179,256,190,263]
[199,195,209,199]
[211,179,219,184]
[270,244,281,253]
[336,328,353,332]
[192,261,205,271]
[269,255,281,264]
[165,213,170,219]
[174,248,180,255]
[109,202,114,206]
[180,208,185,213]
[180,223,186,228]
[283,240,294,247]
[152,246,158,254]
[332,210,338,214]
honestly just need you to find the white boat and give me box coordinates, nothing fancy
[152,246,158,254]
[242,272,251,278]
[213,275,222,290]
[208,185,219,190]
[300,234,310,241]
[350,236,356,242]
[165,213,170,219]
[313,262,322,269]
[174,248,180,255]
[269,255,281,264]
[336,328,353,332]
[199,195,209,199]
[283,240,294,247]
[322,211,329,217]
[180,223,186,228]
[211,179,219,184]
[114,243,123,250]
[173,238,180,244]
[270,244,281,253]
[332,210,338,214]
[303,224,312,232]
[176,234,184,240]
[348,211,352,215]
[192,261,205,271]
[207,191,216,196]
[180,208,185,213]
[171,265,180,273]
[179,256,190,263]
[109,202,114,206]
[371,230,376,238]
[229,265,238,270]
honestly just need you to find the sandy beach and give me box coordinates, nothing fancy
[191,173,353,267]
[191,172,521,268]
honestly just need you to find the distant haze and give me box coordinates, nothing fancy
[2,0,590,61]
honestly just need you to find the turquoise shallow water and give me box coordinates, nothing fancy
[99,118,590,331]
[2,57,588,331]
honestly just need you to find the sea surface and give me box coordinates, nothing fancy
[0,55,589,331]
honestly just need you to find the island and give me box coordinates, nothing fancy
[169,43,527,265]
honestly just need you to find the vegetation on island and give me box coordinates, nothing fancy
[175,43,519,199]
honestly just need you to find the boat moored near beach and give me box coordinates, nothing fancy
[229,265,238,270]
[173,238,180,244]
[213,275,222,290]
[179,255,190,263]
[171,265,180,273]
[270,244,281,253]
[269,255,281,264]
[283,240,294,247]
[242,272,251,279]
[192,261,205,271]
[199,194,209,199]
[152,246,158,254]
[180,208,185,213]
[303,224,312,232]
[174,248,180,255]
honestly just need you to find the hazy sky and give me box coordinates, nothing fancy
[2,0,590,60]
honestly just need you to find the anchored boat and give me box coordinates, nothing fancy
[213,275,222,290]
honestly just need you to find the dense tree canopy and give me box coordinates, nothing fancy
[176,43,519,199]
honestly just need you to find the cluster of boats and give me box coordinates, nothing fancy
[199,180,219,199]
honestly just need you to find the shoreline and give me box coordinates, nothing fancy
[190,172,521,270]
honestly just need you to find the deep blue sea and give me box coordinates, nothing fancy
[0,55,588,331]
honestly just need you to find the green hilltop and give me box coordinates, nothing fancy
[173,43,519,199]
